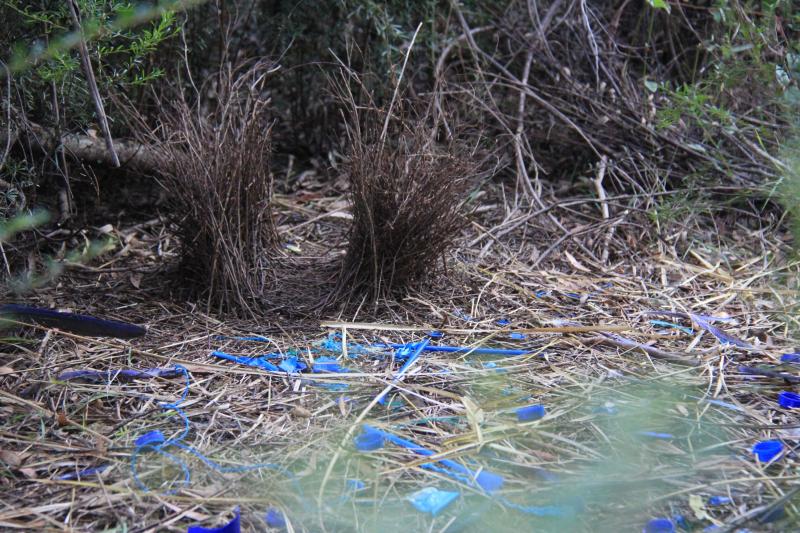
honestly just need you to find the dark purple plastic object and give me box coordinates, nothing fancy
[778,391,800,408]
[752,440,783,462]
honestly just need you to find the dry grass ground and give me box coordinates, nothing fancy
[0,182,798,532]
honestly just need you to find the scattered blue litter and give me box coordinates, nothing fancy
[57,464,109,481]
[379,343,528,356]
[496,318,511,326]
[428,330,444,338]
[638,431,674,440]
[265,508,286,529]
[508,332,526,340]
[781,353,800,363]
[649,320,694,335]
[319,332,379,356]
[354,428,385,451]
[130,365,286,494]
[516,404,546,422]
[278,357,307,373]
[187,509,240,533]
[356,425,504,492]
[708,496,732,505]
[212,350,280,372]
[644,517,675,533]
[702,398,745,412]
[58,367,182,382]
[407,487,460,516]
[778,391,800,408]
[534,290,549,298]
[752,440,783,462]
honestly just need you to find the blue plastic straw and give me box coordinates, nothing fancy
[380,343,528,356]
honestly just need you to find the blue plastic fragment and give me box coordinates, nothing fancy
[649,320,694,335]
[265,508,286,528]
[347,479,366,491]
[534,290,549,298]
[781,353,800,363]
[516,404,546,422]
[638,431,674,440]
[407,487,460,516]
[312,356,348,373]
[278,357,307,373]
[673,514,689,530]
[57,464,109,480]
[496,318,510,326]
[135,430,166,447]
[428,330,443,338]
[644,518,675,533]
[475,471,505,492]
[508,332,526,340]
[212,350,280,372]
[778,391,800,408]
[187,509,240,533]
[752,440,783,462]
[708,496,732,505]
[354,429,385,451]
[213,335,271,342]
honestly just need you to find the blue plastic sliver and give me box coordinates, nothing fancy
[354,429,385,451]
[708,496,732,505]
[778,391,800,408]
[496,318,510,326]
[638,431,674,440]
[475,471,505,492]
[781,353,800,363]
[516,404,546,422]
[508,332,526,340]
[407,487,460,516]
[752,440,783,462]
[643,518,675,533]
[427,330,443,338]
[187,509,240,533]
[265,508,286,528]
[278,357,307,373]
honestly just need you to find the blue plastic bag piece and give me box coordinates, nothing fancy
[394,345,414,360]
[778,391,800,408]
[57,464,109,480]
[313,356,348,373]
[516,404,546,422]
[752,440,783,462]
[708,496,732,505]
[508,332,526,340]
[211,350,280,372]
[476,471,505,492]
[135,430,166,447]
[643,518,675,533]
[638,431,674,440]
[278,357,307,373]
[428,330,443,338]
[355,429,385,451]
[483,361,497,369]
[187,509,240,533]
[534,290,549,298]
[781,353,800,363]
[496,318,510,326]
[407,487,460,516]
[265,508,286,528]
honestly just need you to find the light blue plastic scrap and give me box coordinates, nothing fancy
[407,487,460,516]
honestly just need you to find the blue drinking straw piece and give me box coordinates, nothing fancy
[378,343,528,356]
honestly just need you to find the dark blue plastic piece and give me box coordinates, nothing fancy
[778,391,800,408]
[752,440,783,462]
[644,518,675,533]
[516,404,546,422]
[354,429,385,451]
[708,496,731,505]
[0,304,146,338]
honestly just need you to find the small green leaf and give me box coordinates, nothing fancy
[644,79,659,92]
[647,0,671,13]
